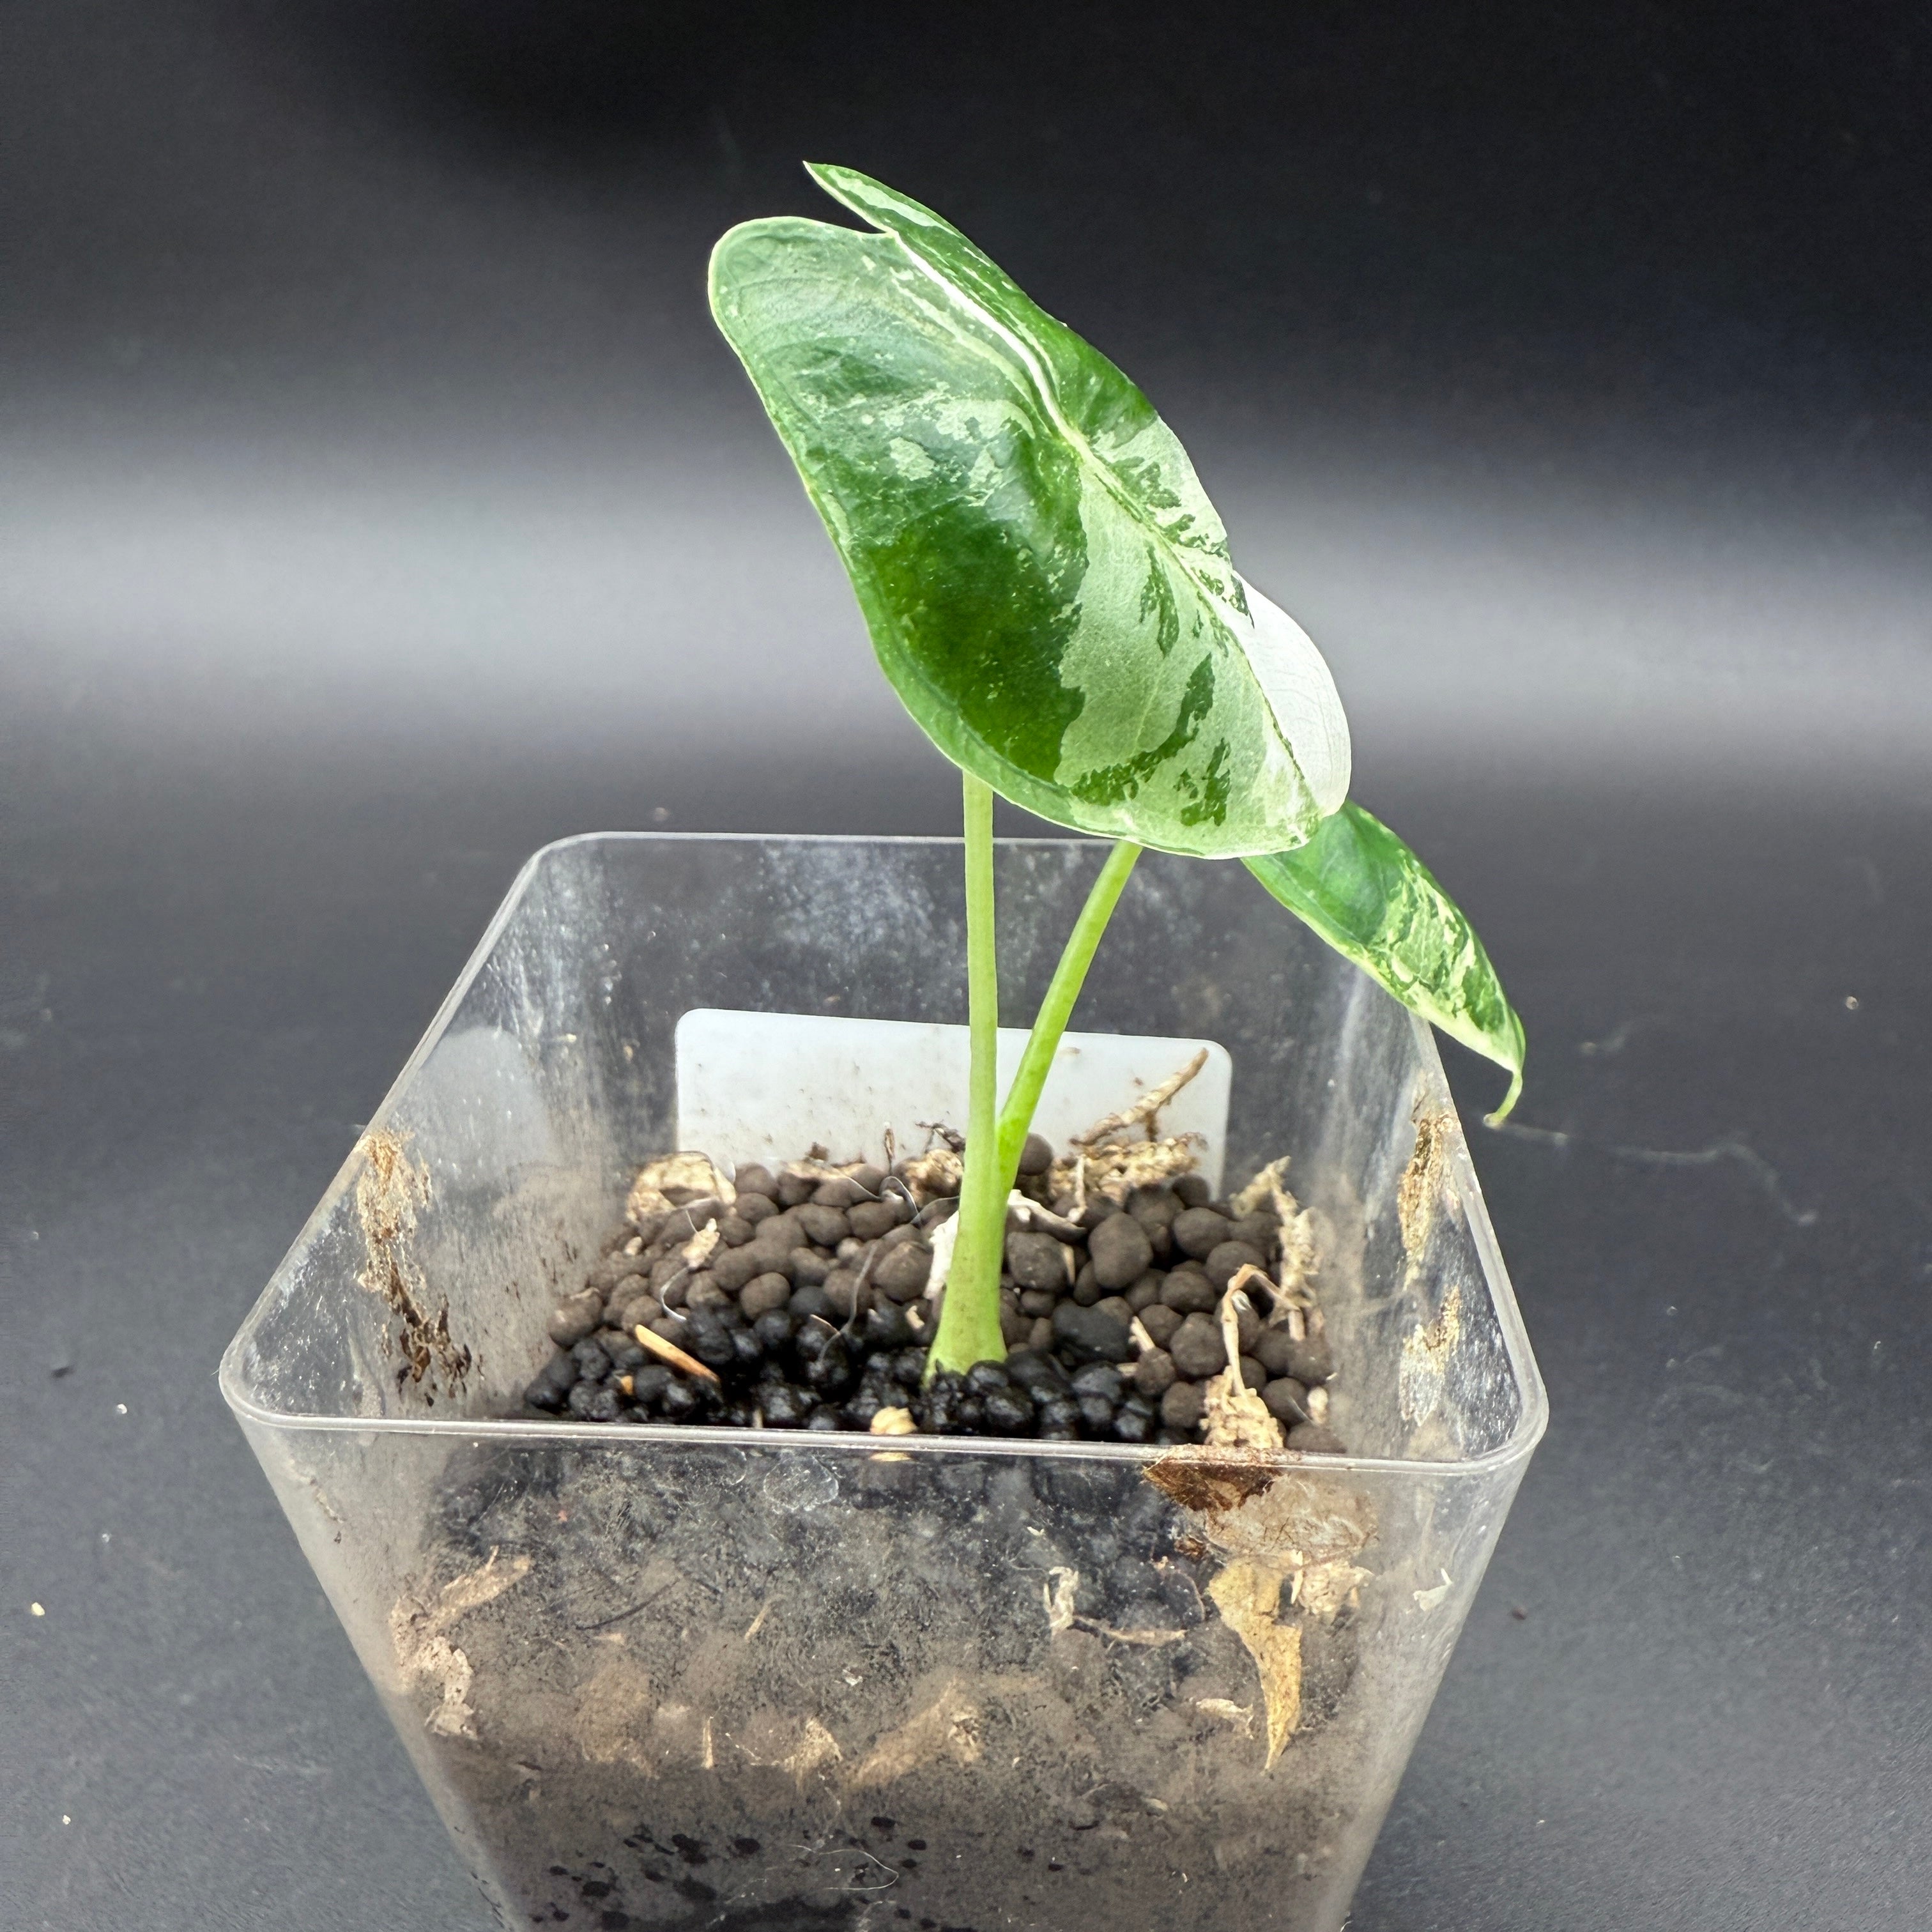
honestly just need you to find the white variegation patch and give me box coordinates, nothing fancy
[1237,579,1351,817]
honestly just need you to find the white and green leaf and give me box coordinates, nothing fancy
[1246,805,1526,1121]
[709,163,1349,857]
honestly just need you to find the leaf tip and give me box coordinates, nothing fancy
[1482,1026,1526,1127]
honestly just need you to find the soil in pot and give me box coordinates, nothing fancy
[384,1131,1381,1931]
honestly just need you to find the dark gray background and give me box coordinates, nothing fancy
[3,3,1928,1926]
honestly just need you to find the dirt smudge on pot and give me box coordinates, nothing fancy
[354,1128,471,1397]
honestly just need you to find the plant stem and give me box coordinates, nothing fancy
[926,831,1142,1377]
[928,772,1009,1375]
[994,839,1141,1181]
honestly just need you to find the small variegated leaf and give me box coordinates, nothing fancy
[1245,804,1526,1121]
[709,164,1349,857]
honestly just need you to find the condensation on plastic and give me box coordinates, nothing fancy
[220,835,1545,1932]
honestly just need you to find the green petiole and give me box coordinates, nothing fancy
[927,826,1142,1377]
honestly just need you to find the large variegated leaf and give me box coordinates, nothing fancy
[709,164,1349,858]
[1246,804,1526,1120]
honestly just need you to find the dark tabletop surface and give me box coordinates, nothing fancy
[3,2,1929,1926]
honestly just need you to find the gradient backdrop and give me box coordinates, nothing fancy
[3,4,1929,1928]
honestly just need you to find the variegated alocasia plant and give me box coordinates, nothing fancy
[711,164,1524,1376]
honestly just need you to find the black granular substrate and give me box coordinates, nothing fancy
[519,1144,1342,1449]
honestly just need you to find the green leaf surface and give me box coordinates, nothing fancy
[1245,804,1526,1121]
[709,164,1349,858]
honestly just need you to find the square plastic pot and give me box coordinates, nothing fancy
[220,833,1545,1932]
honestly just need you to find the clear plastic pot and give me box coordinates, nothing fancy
[220,834,1545,1932]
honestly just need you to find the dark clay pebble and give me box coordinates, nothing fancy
[1206,1240,1267,1290]
[571,1337,612,1377]
[733,1165,778,1200]
[1089,1213,1154,1290]
[1288,1422,1348,1454]
[1238,1353,1268,1390]
[795,1203,850,1246]
[1171,1207,1233,1259]
[523,1355,576,1410]
[1111,1405,1156,1444]
[1160,1381,1207,1431]
[1016,1133,1055,1176]
[616,1293,663,1332]
[1172,1172,1212,1208]
[1160,1269,1217,1314]
[585,1252,634,1293]
[760,1384,816,1427]
[1036,1395,1084,1439]
[570,1383,624,1422]
[1167,1312,1227,1380]
[790,1248,833,1287]
[1128,1188,1177,1230]
[631,1364,673,1408]
[776,1170,816,1206]
[872,1241,932,1303]
[1092,1294,1137,1330]
[659,1381,703,1423]
[1138,1302,1183,1347]
[1019,1288,1058,1317]
[1075,1392,1116,1430]
[1069,1362,1124,1402]
[848,1199,900,1240]
[1286,1333,1337,1384]
[603,1334,646,1370]
[862,1303,917,1352]
[736,1192,778,1226]
[1254,1327,1298,1378]
[1003,1349,1069,1393]
[1230,1211,1278,1252]
[712,1213,753,1247]
[788,1285,834,1322]
[1071,1262,1102,1306]
[710,1247,766,1292]
[821,1267,862,1317]
[983,1384,1037,1434]
[1006,1230,1068,1293]
[684,1316,737,1370]
[1124,1272,1164,1312]
[813,1176,866,1209]
[547,1290,603,1347]
[1132,1349,1177,1397]
[1052,1299,1134,1364]
[1261,1378,1311,1427]
[740,1273,792,1319]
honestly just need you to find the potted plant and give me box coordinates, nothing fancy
[222,167,1545,1932]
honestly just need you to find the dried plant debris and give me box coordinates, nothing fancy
[1069,1049,1209,1150]
[521,1133,1346,1450]
[389,1548,531,1738]
[1041,1567,1183,1646]
[850,1681,983,1788]
[1146,1457,1377,1767]
[1206,1561,1303,1770]
[355,1128,470,1397]
[1399,1282,1462,1427]
[780,1716,845,1790]
[625,1151,736,1225]
[1398,1103,1455,1278]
